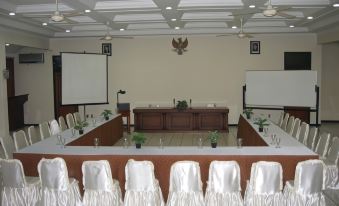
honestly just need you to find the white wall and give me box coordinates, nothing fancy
[50,34,322,124]
[321,42,339,120]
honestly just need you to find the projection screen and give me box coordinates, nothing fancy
[245,70,317,108]
[61,53,108,105]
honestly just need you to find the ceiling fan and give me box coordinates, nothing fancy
[100,22,133,40]
[217,18,253,39]
[232,0,295,19]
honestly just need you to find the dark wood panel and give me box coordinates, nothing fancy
[135,113,164,130]
[166,113,193,130]
[8,94,28,131]
[284,107,310,124]
[237,115,268,146]
[197,113,226,131]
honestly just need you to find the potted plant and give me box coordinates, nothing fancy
[132,132,146,149]
[254,118,270,132]
[101,109,112,120]
[243,108,253,119]
[176,100,188,111]
[208,130,220,148]
[74,120,89,135]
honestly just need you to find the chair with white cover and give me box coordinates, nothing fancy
[0,158,40,206]
[0,136,16,159]
[277,112,284,128]
[28,126,41,145]
[283,159,325,206]
[244,161,285,206]
[38,157,82,206]
[291,118,301,138]
[73,112,81,124]
[59,116,68,131]
[124,159,164,206]
[49,119,62,135]
[324,137,339,188]
[280,113,290,131]
[13,130,29,151]
[307,127,319,150]
[82,160,122,206]
[205,161,243,206]
[297,122,309,144]
[285,116,295,134]
[167,161,204,206]
[39,122,51,139]
[315,133,331,159]
[66,113,76,128]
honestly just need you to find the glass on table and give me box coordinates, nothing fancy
[159,137,164,149]
[71,128,76,137]
[263,127,269,137]
[123,137,129,148]
[237,138,243,148]
[92,118,96,127]
[60,136,66,148]
[275,137,281,148]
[197,137,203,149]
[94,137,100,148]
[56,134,62,145]
[270,134,276,145]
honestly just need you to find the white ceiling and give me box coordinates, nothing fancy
[0,0,339,38]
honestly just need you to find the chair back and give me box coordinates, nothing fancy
[13,130,29,151]
[285,116,295,134]
[315,132,331,158]
[294,160,324,194]
[125,159,157,191]
[39,122,51,139]
[82,160,113,191]
[0,136,15,159]
[0,159,26,188]
[326,137,339,164]
[66,113,75,128]
[307,127,318,150]
[28,126,41,144]
[73,112,81,124]
[291,118,301,138]
[38,157,70,191]
[207,161,241,193]
[250,161,282,194]
[58,116,68,131]
[277,112,284,127]
[281,113,290,130]
[169,161,202,192]
[49,119,61,135]
[297,122,309,144]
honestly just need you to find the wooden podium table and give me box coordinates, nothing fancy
[8,94,28,131]
[133,107,229,132]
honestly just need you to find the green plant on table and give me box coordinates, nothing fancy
[132,132,146,144]
[101,109,113,120]
[176,100,188,110]
[208,130,220,143]
[74,120,89,133]
[254,118,269,131]
[243,108,253,119]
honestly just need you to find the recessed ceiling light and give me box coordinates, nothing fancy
[171,18,177,21]
[232,26,237,29]
[9,12,15,16]
[42,22,48,26]
[249,5,256,8]
[307,16,313,20]
[289,25,295,28]
[174,26,180,30]
[166,6,172,10]
[85,9,91,13]
[333,3,339,7]
[65,29,71,32]
[5,43,10,46]
[120,28,125,31]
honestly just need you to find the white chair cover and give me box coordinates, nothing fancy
[315,133,331,159]
[66,113,76,128]
[0,136,15,159]
[73,112,82,124]
[13,130,29,151]
[28,126,41,145]
[38,157,82,206]
[124,159,164,206]
[307,127,319,151]
[324,137,339,188]
[82,160,122,206]
[277,112,284,127]
[283,159,326,206]
[205,161,243,206]
[244,161,285,206]
[49,119,62,135]
[285,116,295,134]
[291,118,301,138]
[167,161,204,206]
[59,116,68,131]
[0,159,40,206]
[297,122,309,144]
[280,113,289,131]
[39,122,51,139]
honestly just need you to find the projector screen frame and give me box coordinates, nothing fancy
[60,52,109,106]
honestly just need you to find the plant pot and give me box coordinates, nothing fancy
[105,116,109,120]
[135,143,141,149]
[79,129,84,135]
[211,142,217,148]
[258,127,263,132]
[246,114,251,119]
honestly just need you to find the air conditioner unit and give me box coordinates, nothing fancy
[19,53,44,64]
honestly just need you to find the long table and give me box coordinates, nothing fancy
[14,114,318,199]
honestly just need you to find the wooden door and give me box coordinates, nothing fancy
[6,57,15,97]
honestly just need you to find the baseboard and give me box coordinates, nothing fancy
[321,120,339,123]
[24,123,39,127]
[229,124,238,126]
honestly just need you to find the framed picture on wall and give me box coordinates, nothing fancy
[250,41,260,54]
[102,43,112,56]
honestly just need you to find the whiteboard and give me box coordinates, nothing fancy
[61,53,108,105]
[245,70,317,107]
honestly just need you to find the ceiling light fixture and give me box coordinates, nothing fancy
[175,26,180,30]
[9,12,15,16]
[249,5,256,8]
[120,28,125,31]
[333,3,339,7]
[85,9,91,13]
[42,22,48,26]
[289,25,295,28]
[232,26,237,29]
[5,43,10,46]
[166,6,172,10]
[307,16,313,20]
[65,29,70,32]
[171,18,177,21]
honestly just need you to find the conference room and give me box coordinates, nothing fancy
[1,0,339,205]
